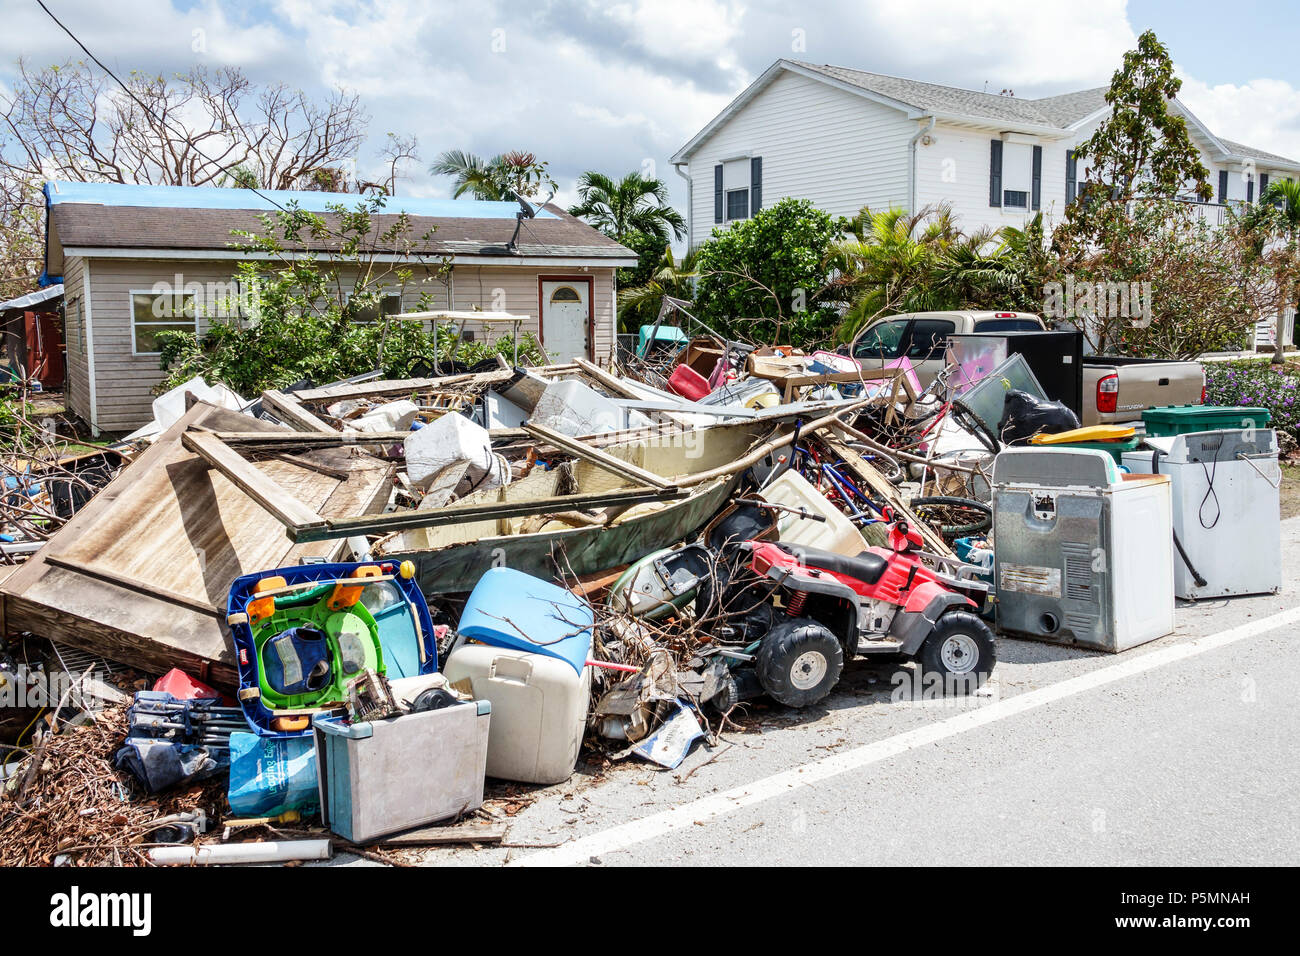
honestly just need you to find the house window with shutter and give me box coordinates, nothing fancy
[989,139,1003,207]
[1247,173,1255,204]
[722,158,752,221]
[1218,169,1229,203]
[1031,145,1042,210]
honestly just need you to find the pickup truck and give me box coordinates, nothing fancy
[1080,356,1205,426]
[848,310,1046,385]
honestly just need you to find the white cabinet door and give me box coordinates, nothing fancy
[541,280,589,362]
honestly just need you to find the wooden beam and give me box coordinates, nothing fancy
[261,389,338,434]
[290,485,687,543]
[181,429,328,533]
[43,555,224,617]
[522,422,673,490]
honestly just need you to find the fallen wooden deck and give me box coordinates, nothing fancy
[0,402,394,688]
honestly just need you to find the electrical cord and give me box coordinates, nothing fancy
[1198,443,1222,530]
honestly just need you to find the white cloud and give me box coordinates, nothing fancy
[3,0,1297,218]
[1177,75,1300,164]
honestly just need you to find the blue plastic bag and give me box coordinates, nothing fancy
[227,731,319,816]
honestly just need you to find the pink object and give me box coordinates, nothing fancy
[863,356,922,399]
[667,364,712,401]
[153,668,222,702]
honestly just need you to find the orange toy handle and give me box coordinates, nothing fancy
[327,565,382,611]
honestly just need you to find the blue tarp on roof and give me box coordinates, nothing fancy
[42,181,556,221]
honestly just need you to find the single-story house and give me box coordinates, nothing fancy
[41,181,636,434]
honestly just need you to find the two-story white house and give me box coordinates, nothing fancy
[672,57,1300,253]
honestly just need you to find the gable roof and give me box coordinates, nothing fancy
[42,181,635,278]
[673,59,1299,170]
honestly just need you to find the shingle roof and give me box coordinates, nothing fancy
[1216,138,1299,166]
[43,181,635,261]
[792,62,1066,126]
[723,61,1300,167]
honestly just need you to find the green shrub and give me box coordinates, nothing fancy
[1202,360,1300,437]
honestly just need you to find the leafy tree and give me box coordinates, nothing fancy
[1062,29,1211,246]
[1055,199,1274,358]
[568,171,685,244]
[692,197,840,344]
[429,149,555,200]
[156,196,541,394]
[1258,178,1300,362]
[617,245,699,329]
[823,205,1046,342]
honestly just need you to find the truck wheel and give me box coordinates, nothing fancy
[916,610,996,694]
[756,617,844,708]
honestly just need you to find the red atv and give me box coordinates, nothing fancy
[738,508,995,708]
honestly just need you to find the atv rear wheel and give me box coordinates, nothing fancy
[916,609,996,694]
[756,617,844,708]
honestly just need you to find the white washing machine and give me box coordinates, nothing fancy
[1123,429,1281,600]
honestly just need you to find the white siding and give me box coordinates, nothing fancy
[915,122,1072,234]
[686,70,915,247]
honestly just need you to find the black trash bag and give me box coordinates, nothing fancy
[997,389,1081,445]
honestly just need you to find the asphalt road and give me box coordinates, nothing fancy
[338,518,1300,868]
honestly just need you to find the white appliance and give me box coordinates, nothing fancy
[993,448,1175,653]
[1123,429,1281,600]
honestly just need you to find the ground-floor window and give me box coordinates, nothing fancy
[130,290,196,355]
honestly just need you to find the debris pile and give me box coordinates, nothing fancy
[2,316,1279,865]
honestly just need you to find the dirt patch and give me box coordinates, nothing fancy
[1281,464,1300,520]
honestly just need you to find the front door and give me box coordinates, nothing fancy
[541,280,589,362]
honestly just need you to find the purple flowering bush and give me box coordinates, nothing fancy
[1202,360,1300,438]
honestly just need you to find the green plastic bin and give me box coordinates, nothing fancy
[1142,405,1271,437]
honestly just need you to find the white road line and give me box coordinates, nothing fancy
[512,605,1300,867]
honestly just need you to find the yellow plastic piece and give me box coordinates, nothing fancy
[327,565,383,611]
[399,560,416,580]
[1030,425,1137,445]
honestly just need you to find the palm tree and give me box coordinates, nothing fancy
[1259,179,1300,363]
[568,171,686,244]
[822,205,958,342]
[430,149,554,200]
[616,245,698,329]
[823,204,1041,343]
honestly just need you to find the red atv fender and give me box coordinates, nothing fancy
[888,581,977,656]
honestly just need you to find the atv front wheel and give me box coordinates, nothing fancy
[756,617,844,708]
[916,609,996,694]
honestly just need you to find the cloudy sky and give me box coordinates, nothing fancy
[3,0,1300,212]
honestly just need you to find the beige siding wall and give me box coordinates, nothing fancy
[451,265,616,365]
[71,256,616,433]
[60,257,92,425]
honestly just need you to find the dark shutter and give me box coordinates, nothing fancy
[750,156,762,216]
[989,140,1003,207]
[1218,169,1229,203]
[1065,149,1077,204]
[1247,175,1255,204]
[713,164,724,223]
[1031,145,1042,211]
[1259,172,1269,202]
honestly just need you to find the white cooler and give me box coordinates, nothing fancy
[443,645,591,785]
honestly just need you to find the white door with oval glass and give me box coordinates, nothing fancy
[541,280,589,362]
